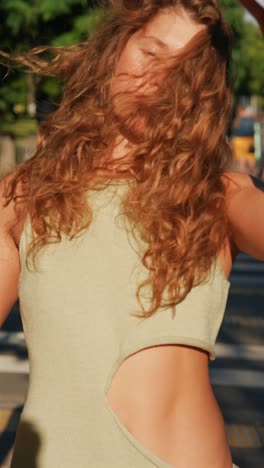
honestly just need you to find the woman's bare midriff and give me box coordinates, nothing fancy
[106,344,233,468]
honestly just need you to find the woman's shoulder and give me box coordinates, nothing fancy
[221,170,262,192]
[221,170,264,261]
[221,170,264,204]
[0,169,27,327]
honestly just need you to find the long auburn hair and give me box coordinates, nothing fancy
[2,0,234,318]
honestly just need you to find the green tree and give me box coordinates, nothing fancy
[0,0,103,134]
[240,21,264,96]
[219,0,263,98]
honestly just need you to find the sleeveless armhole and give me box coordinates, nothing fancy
[215,255,231,286]
[18,213,30,293]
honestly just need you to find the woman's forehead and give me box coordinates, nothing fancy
[143,9,205,51]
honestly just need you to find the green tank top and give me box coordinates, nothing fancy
[12,179,230,468]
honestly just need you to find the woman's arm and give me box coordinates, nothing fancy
[222,171,264,261]
[0,172,21,328]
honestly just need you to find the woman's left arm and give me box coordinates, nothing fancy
[222,171,264,261]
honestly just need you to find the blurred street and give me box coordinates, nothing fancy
[211,253,264,468]
[0,253,263,468]
[1,0,264,466]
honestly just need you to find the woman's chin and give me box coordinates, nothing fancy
[113,111,147,144]
[119,125,146,144]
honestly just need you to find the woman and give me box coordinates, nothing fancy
[0,1,264,467]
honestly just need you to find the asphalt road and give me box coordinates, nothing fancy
[0,253,263,468]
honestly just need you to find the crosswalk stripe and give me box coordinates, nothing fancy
[0,331,25,346]
[225,424,262,448]
[223,315,264,326]
[0,354,29,374]
[210,368,264,388]
[215,343,264,360]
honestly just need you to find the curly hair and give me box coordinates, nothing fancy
[2,0,234,318]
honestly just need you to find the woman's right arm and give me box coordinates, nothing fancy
[0,172,21,328]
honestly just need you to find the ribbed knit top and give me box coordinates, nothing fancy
[11,179,231,468]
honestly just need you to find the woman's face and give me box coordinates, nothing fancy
[111,8,204,97]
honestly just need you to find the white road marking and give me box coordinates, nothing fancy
[0,354,29,374]
[210,368,264,388]
[215,343,264,360]
[0,331,25,347]
[225,424,262,448]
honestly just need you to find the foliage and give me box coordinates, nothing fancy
[0,118,37,138]
[239,21,264,96]
[0,0,102,132]
[219,0,264,98]
[219,0,246,41]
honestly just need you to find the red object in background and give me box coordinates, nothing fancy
[240,0,264,34]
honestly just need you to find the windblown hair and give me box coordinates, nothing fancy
[2,0,234,318]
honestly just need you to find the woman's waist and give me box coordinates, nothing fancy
[125,382,232,468]
[116,345,231,467]
[168,389,232,467]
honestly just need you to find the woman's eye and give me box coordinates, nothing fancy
[141,49,156,57]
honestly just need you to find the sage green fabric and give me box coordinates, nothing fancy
[11,180,231,468]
